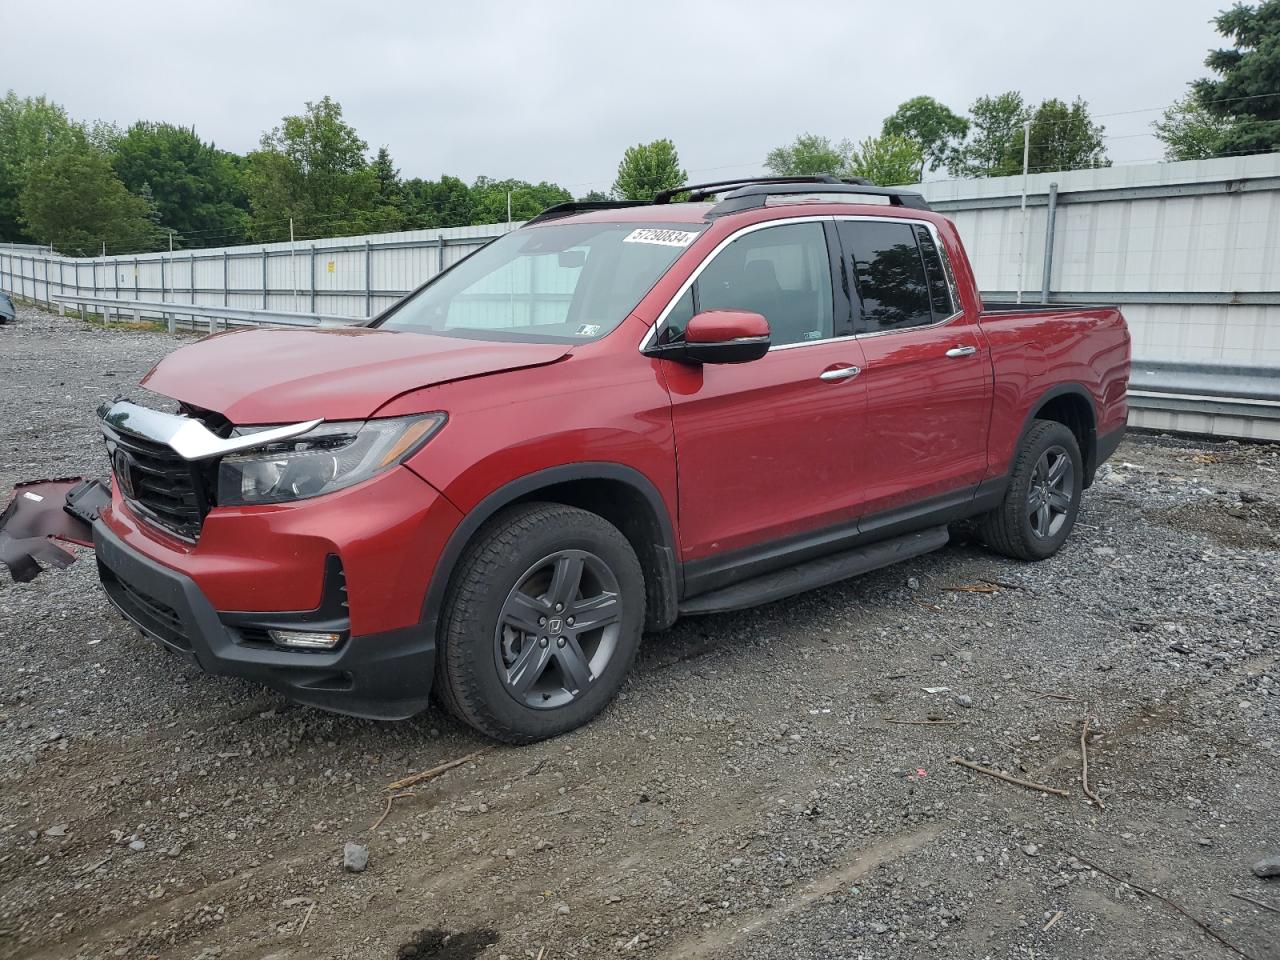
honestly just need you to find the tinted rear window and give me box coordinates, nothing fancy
[840,220,933,332]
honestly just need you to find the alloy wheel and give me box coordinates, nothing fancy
[1027,444,1074,539]
[494,549,622,709]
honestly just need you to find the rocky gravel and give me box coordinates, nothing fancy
[1,302,1279,960]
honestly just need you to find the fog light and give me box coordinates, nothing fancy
[268,628,343,650]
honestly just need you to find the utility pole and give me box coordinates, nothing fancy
[168,230,174,252]
[1016,119,1031,305]
[290,217,298,310]
[507,191,512,224]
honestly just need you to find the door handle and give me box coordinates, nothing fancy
[819,366,861,382]
[945,345,977,358]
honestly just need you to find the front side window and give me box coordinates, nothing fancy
[379,221,705,342]
[660,222,834,347]
[841,220,933,332]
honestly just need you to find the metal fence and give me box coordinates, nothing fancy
[1,222,512,322]
[3,154,1278,439]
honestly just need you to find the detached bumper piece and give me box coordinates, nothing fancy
[0,478,110,582]
[93,521,434,720]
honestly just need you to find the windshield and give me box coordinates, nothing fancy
[377,221,705,342]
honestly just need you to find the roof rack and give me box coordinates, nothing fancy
[525,177,931,228]
[706,180,931,216]
[652,175,872,205]
[524,199,649,227]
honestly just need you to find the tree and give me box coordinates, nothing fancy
[470,177,572,223]
[764,133,849,177]
[1190,0,1280,155]
[402,175,475,229]
[949,92,1030,178]
[112,121,249,246]
[372,147,403,207]
[846,134,923,186]
[578,189,611,202]
[881,97,969,177]
[0,92,79,242]
[612,139,686,201]
[1025,97,1108,172]
[243,96,382,241]
[1154,93,1237,160]
[20,141,160,255]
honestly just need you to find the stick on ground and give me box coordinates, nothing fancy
[1080,716,1105,808]
[1021,688,1081,702]
[1229,891,1280,916]
[950,757,1069,797]
[981,577,1027,591]
[388,748,490,792]
[883,717,968,725]
[1074,854,1257,960]
[370,791,416,831]
[297,900,317,937]
[1043,909,1065,931]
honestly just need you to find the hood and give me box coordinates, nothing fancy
[141,326,571,423]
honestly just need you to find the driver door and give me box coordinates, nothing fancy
[654,220,870,590]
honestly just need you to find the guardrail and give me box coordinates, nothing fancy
[51,294,367,333]
[1127,360,1280,442]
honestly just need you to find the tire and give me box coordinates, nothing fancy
[979,419,1083,562]
[434,502,645,743]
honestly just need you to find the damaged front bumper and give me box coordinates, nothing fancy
[2,474,440,720]
[93,520,434,719]
[0,477,110,582]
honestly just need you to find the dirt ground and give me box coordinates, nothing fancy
[1,305,1278,960]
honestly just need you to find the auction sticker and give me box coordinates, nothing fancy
[622,228,699,247]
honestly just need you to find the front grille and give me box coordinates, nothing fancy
[111,427,212,540]
[99,562,192,651]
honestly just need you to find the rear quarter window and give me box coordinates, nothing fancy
[840,220,933,333]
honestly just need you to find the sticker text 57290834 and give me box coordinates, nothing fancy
[622,228,699,247]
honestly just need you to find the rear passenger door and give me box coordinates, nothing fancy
[836,218,992,523]
[655,219,871,577]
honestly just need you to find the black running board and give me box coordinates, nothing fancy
[678,525,949,616]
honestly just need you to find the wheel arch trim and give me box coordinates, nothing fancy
[1017,382,1099,483]
[421,463,680,642]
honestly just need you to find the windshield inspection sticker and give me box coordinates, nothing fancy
[622,228,699,247]
[575,323,602,336]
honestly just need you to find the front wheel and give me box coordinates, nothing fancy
[434,502,644,743]
[979,419,1083,561]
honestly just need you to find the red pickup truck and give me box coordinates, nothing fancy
[6,177,1130,743]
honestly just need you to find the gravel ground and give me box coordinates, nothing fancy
[1,302,1278,960]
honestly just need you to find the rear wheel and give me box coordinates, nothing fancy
[979,419,1083,561]
[435,502,644,743]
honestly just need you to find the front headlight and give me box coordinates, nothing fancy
[216,413,446,506]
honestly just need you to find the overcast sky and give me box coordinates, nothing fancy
[3,0,1227,192]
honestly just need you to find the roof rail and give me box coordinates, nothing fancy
[706,180,932,217]
[652,175,873,205]
[524,199,649,227]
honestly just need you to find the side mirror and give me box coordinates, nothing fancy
[645,310,771,365]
